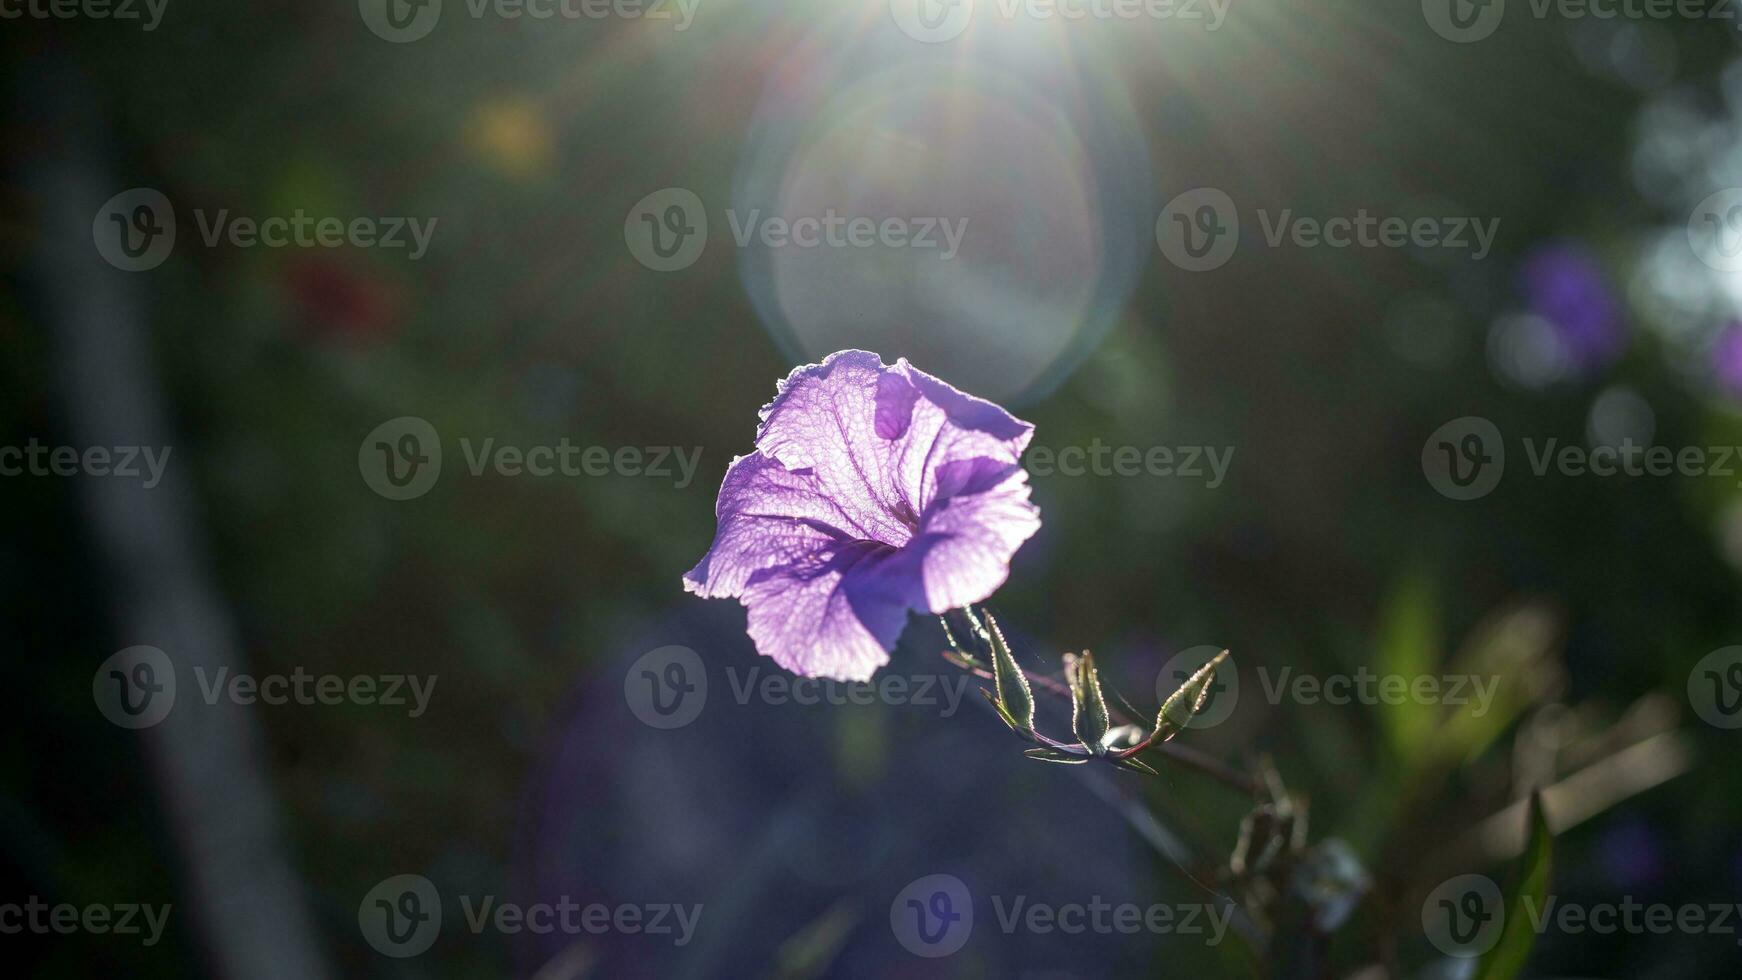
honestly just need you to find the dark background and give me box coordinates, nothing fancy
[4,1,1741,976]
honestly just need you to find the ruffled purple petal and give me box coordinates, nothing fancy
[683,451,860,599]
[740,539,923,681]
[756,350,1031,528]
[913,457,1040,611]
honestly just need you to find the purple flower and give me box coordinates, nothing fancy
[1714,322,1742,400]
[1520,241,1625,371]
[684,350,1041,681]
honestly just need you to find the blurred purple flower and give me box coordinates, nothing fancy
[1520,242,1625,370]
[684,350,1040,681]
[1598,817,1665,889]
[1713,322,1742,399]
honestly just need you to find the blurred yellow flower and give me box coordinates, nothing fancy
[465,97,554,181]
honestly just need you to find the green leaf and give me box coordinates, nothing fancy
[1114,754,1159,775]
[979,688,1027,735]
[1152,649,1229,743]
[1023,747,1091,765]
[1474,791,1554,980]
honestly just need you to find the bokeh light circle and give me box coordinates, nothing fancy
[734,37,1152,405]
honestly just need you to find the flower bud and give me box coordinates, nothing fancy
[1066,651,1111,753]
[1152,649,1229,744]
[983,611,1034,735]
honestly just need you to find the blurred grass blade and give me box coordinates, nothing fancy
[1376,569,1438,762]
[1475,791,1554,980]
[1437,604,1562,765]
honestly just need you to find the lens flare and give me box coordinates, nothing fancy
[733,28,1152,404]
